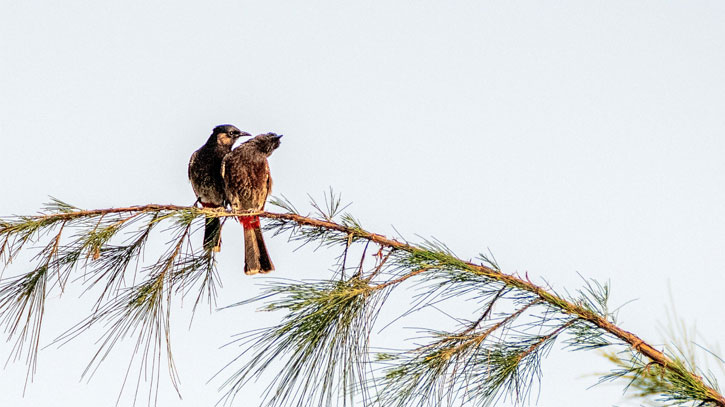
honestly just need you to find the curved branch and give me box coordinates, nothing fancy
[3,203,723,406]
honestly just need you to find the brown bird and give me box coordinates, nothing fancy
[188,125,250,251]
[221,133,282,274]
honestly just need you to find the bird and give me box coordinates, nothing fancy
[188,124,251,252]
[221,132,283,274]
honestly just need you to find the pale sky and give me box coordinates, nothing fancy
[2,1,725,406]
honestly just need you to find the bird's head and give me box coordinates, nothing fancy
[212,124,251,147]
[249,132,283,156]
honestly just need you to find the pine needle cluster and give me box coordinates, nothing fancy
[0,193,723,406]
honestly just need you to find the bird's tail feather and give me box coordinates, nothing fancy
[240,216,274,274]
[203,217,222,252]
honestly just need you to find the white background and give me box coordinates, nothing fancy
[1,1,724,406]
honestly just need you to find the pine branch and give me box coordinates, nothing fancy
[0,200,722,406]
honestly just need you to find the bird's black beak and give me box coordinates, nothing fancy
[276,134,283,139]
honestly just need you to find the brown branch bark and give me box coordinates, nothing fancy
[8,203,725,406]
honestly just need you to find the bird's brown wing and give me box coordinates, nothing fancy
[188,150,198,182]
[190,147,226,206]
[240,159,270,211]
[264,163,272,210]
[223,153,270,212]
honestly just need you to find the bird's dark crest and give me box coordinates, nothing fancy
[249,133,283,155]
[213,124,240,134]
